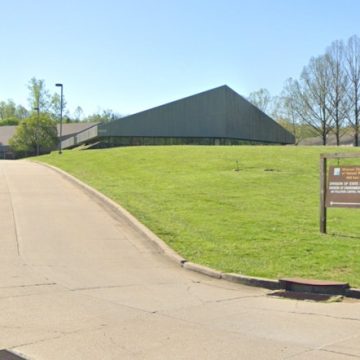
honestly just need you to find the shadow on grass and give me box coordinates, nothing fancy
[329,232,360,240]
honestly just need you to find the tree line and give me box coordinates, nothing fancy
[1,78,121,155]
[248,34,360,145]
[0,77,121,126]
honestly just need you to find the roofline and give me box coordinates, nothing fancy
[102,85,231,124]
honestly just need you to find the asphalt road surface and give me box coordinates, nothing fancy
[1,160,360,359]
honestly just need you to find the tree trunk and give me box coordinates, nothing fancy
[355,101,359,146]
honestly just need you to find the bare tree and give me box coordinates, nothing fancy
[345,35,360,146]
[291,55,333,145]
[73,106,84,122]
[326,40,349,145]
[277,78,300,143]
[247,88,272,114]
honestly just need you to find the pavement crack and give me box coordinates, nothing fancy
[1,166,21,257]
[283,309,360,323]
[185,284,206,305]
[10,325,107,350]
[0,282,56,289]
[215,294,267,303]
[314,332,360,358]
[9,333,67,350]
[251,305,360,323]
[70,284,139,292]
[103,332,117,346]
[70,289,158,315]
[319,348,360,358]
[284,348,318,359]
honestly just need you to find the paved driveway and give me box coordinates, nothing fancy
[0,160,360,359]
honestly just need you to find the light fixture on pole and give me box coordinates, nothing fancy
[33,106,40,156]
[55,83,63,154]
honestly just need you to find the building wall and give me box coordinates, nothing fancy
[99,86,228,139]
[97,136,268,148]
[224,87,294,144]
[97,86,294,145]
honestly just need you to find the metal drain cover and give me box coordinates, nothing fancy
[0,350,28,360]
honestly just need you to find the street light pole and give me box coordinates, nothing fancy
[55,83,63,154]
[33,106,40,156]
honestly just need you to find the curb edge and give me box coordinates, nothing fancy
[34,161,187,266]
[32,160,360,298]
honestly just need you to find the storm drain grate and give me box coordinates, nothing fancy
[0,350,28,360]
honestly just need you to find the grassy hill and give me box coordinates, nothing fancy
[37,146,360,287]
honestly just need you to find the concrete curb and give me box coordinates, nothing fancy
[183,262,222,279]
[344,288,360,299]
[33,161,360,299]
[35,161,186,266]
[222,273,281,290]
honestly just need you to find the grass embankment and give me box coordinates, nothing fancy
[38,146,360,286]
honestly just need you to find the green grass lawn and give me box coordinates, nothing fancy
[37,146,360,287]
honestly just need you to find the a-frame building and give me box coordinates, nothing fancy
[62,85,294,149]
[98,85,294,146]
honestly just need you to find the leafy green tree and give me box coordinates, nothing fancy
[0,100,29,123]
[9,114,58,154]
[0,118,20,126]
[27,77,50,112]
[15,105,29,120]
[0,100,17,120]
[50,92,68,122]
[84,109,121,123]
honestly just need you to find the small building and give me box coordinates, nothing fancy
[0,123,98,159]
[0,126,17,159]
[299,133,356,146]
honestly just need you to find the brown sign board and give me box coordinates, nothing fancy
[326,166,360,208]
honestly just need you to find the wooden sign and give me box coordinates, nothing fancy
[326,166,360,208]
[320,153,360,233]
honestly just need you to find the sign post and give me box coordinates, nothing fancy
[320,156,327,233]
[320,153,360,234]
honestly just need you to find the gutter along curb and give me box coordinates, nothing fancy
[34,161,360,298]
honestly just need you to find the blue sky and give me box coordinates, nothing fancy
[1,0,359,117]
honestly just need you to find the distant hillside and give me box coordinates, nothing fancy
[299,130,357,146]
